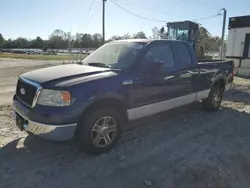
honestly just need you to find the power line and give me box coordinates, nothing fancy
[111,0,222,25]
[110,0,167,23]
[192,14,222,22]
[86,0,97,15]
[112,0,172,16]
[77,0,96,33]
[114,0,213,13]
[178,0,209,7]
[69,0,96,60]
[82,14,95,33]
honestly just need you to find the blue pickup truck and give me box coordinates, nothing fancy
[13,39,234,153]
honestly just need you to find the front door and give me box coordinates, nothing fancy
[125,42,171,110]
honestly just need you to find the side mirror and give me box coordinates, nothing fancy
[142,61,165,74]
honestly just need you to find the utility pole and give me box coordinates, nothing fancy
[102,0,107,45]
[220,8,227,59]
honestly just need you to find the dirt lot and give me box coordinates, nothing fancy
[1,58,250,188]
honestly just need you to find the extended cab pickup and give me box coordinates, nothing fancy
[13,39,234,153]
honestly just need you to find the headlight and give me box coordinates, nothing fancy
[37,89,71,106]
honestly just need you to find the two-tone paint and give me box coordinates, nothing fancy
[13,40,234,141]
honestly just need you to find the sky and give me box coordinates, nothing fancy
[0,0,249,40]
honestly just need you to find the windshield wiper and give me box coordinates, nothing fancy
[88,62,111,68]
[87,62,121,71]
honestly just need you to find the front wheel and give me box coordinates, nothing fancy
[202,85,223,111]
[76,108,122,154]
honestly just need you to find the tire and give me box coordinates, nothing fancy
[75,108,122,154]
[202,84,223,111]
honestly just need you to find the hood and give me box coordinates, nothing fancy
[21,64,111,85]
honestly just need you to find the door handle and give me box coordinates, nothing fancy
[164,75,174,80]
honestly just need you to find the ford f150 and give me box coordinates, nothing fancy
[13,39,234,153]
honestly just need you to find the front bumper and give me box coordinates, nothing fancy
[13,112,77,141]
[13,95,77,141]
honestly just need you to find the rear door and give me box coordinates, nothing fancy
[161,42,199,100]
[126,41,199,121]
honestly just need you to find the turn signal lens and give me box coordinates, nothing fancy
[62,91,71,104]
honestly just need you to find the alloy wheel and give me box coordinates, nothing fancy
[91,116,117,147]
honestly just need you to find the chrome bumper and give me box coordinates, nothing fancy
[12,111,77,141]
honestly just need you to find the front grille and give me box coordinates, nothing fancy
[16,78,38,107]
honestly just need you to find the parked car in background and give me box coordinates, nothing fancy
[86,50,94,55]
[43,49,57,55]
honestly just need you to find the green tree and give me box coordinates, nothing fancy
[123,33,132,39]
[110,35,123,41]
[80,34,94,48]
[0,26,221,51]
[13,37,29,48]
[0,33,4,47]
[4,39,13,48]
[198,26,211,42]
[133,31,147,39]
[92,33,102,47]
[49,29,67,49]
[198,26,220,51]
[151,27,161,39]
[74,33,83,48]
[29,36,44,49]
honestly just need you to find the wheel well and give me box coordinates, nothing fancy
[81,98,129,123]
[214,79,226,91]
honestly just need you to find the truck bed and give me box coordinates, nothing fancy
[198,59,235,79]
[198,59,234,68]
[198,59,230,63]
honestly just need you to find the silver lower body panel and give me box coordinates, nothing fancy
[13,111,77,141]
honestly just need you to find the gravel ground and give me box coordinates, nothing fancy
[1,59,250,188]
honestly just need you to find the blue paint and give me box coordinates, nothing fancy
[13,40,234,128]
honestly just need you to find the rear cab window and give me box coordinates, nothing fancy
[171,42,193,68]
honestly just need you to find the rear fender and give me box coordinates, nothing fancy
[212,74,227,90]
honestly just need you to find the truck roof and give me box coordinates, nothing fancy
[110,39,152,43]
[110,39,188,44]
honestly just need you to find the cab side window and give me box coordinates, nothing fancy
[144,43,175,69]
[172,43,193,67]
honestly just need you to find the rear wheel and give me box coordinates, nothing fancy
[202,85,223,111]
[76,108,122,154]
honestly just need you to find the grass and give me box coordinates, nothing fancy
[0,53,87,61]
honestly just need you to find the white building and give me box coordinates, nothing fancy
[226,15,250,76]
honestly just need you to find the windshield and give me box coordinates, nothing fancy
[168,27,188,41]
[82,42,145,69]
